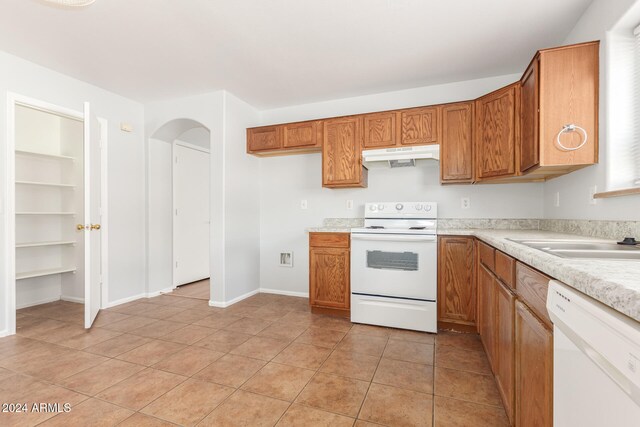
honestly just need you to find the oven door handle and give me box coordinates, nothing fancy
[351,234,437,243]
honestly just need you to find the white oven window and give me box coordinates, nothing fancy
[366,250,418,271]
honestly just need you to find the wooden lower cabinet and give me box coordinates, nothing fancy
[515,300,553,427]
[478,264,496,368]
[495,279,516,424]
[437,236,476,330]
[309,232,350,317]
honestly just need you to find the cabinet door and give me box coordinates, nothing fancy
[322,117,364,187]
[283,121,321,149]
[441,102,474,183]
[438,236,476,326]
[495,279,516,424]
[476,84,518,179]
[520,58,540,172]
[478,264,496,370]
[363,112,397,148]
[400,107,439,145]
[515,300,553,427]
[247,126,282,152]
[309,247,350,309]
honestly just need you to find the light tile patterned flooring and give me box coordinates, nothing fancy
[169,280,210,300]
[0,293,509,426]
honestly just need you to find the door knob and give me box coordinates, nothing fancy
[90,224,101,230]
[77,224,86,231]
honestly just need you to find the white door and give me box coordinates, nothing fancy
[83,102,102,328]
[173,144,210,286]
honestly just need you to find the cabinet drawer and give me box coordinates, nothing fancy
[495,251,516,289]
[479,241,496,272]
[309,232,350,248]
[516,262,551,327]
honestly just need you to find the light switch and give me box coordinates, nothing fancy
[300,199,308,210]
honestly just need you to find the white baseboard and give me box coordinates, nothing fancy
[104,293,147,309]
[259,288,309,298]
[16,296,61,310]
[210,288,260,308]
[148,287,176,298]
[0,329,10,338]
[61,296,84,304]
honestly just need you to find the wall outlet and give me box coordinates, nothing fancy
[346,200,354,210]
[300,199,308,210]
[461,197,470,209]
[554,192,560,207]
[589,185,598,205]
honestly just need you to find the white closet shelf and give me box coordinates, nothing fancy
[16,212,76,216]
[16,241,76,248]
[16,180,76,188]
[15,150,75,161]
[16,267,76,280]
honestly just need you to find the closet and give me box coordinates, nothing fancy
[14,105,85,309]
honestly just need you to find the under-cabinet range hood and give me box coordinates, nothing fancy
[362,145,440,169]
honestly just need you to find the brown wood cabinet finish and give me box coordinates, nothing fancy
[438,236,476,328]
[309,233,350,316]
[516,262,552,327]
[515,300,553,427]
[363,111,397,148]
[441,102,474,183]
[479,241,496,272]
[520,57,540,173]
[478,264,496,370]
[475,83,519,180]
[495,251,516,290]
[283,121,322,149]
[247,126,281,152]
[400,106,439,145]
[322,117,368,188]
[495,278,516,424]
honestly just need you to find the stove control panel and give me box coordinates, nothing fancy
[364,202,437,218]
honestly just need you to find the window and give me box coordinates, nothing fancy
[607,24,640,190]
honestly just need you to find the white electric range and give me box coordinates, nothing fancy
[350,202,437,333]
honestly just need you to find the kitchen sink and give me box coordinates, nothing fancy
[507,239,640,260]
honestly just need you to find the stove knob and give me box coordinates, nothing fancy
[396,203,404,211]
[424,205,432,212]
[377,204,385,211]
[415,204,423,211]
[369,205,377,211]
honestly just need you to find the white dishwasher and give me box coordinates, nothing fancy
[547,280,640,427]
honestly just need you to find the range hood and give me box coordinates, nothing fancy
[362,144,440,169]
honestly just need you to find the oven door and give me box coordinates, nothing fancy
[350,233,437,301]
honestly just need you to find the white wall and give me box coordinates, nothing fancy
[543,0,640,220]
[223,93,261,302]
[144,91,261,306]
[147,138,173,294]
[258,75,545,295]
[0,51,146,335]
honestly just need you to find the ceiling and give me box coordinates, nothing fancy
[0,0,593,109]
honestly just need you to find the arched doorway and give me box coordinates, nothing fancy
[147,119,211,299]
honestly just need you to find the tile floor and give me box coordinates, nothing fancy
[0,293,509,426]
[169,280,210,300]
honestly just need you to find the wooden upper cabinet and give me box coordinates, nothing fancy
[520,57,540,173]
[538,41,599,168]
[322,116,368,188]
[437,236,476,328]
[363,111,397,149]
[247,126,282,153]
[441,102,474,183]
[515,300,553,427]
[283,120,322,149]
[476,83,519,180]
[400,106,439,145]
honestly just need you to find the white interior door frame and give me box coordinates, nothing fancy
[98,117,109,309]
[3,92,108,335]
